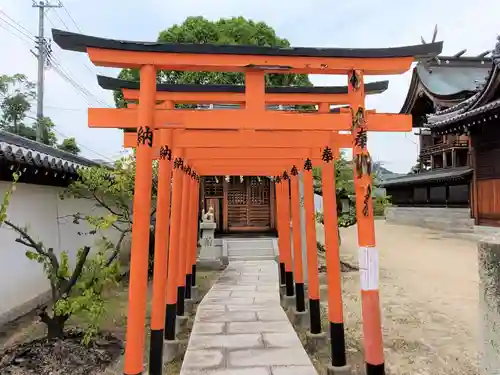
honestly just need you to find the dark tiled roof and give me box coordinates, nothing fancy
[380,166,472,187]
[0,130,99,174]
[400,58,491,115]
[426,37,500,130]
[427,99,500,130]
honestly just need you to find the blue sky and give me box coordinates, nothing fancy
[0,0,498,172]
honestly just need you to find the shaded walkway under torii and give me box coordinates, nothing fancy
[182,260,318,375]
[52,27,443,375]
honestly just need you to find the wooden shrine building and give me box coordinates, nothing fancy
[383,36,500,229]
[97,76,388,234]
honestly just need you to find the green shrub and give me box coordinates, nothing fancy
[373,195,391,217]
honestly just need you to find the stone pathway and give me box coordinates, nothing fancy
[180,260,318,375]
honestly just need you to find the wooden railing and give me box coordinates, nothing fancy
[420,140,468,156]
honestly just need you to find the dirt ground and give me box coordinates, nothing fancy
[315,221,479,375]
[0,269,223,375]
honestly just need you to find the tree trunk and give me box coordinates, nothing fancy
[40,310,69,340]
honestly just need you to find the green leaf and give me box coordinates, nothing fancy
[25,250,37,260]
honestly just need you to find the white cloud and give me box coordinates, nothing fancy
[0,0,498,171]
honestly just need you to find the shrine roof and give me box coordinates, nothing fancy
[426,37,500,132]
[380,166,472,187]
[400,57,492,115]
[52,29,442,59]
[96,75,389,95]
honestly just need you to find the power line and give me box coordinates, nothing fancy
[25,111,116,163]
[0,10,36,41]
[47,59,95,107]
[0,21,33,47]
[49,55,111,108]
[51,8,69,30]
[52,127,115,162]
[0,12,110,111]
[44,11,58,29]
[60,2,82,33]
[45,105,86,112]
[47,3,96,78]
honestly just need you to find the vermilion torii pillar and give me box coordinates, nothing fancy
[53,28,442,375]
[148,130,173,375]
[124,129,349,321]
[348,70,385,375]
[123,65,155,375]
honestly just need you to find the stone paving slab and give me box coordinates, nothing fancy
[180,260,317,375]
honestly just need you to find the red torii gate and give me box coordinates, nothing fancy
[53,28,442,375]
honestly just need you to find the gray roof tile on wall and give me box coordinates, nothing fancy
[0,130,100,174]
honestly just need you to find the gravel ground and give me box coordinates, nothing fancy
[316,221,479,375]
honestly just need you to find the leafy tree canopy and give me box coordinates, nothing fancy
[114,16,312,107]
[0,73,80,154]
[58,137,81,155]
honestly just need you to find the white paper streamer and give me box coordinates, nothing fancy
[358,246,379,291]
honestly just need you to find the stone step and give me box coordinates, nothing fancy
[226,240,275,250]
[228,255,276,261]
[228,248,274,254]
[228,251,275,258]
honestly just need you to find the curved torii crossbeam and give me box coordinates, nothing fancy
[98,75,389,105]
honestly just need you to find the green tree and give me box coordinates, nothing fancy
[0,173,121,343]
[313,151,357,227]
[0,74,57,146]
[0,74,35,134]
[58,137,81,155]
[63,155,158,276]
[38,116,58,146]
[114,16,312,107]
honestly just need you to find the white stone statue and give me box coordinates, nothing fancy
[202,206,215,223]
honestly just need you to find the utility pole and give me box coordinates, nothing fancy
[32,1,61,142]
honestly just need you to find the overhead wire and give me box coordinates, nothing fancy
[0,8,110,108]
[25,111,116,163]
[60,2,82,33]
[45,105,87,112]
[0,21,34,47]
[0,7,116,163]
[47,58,96,107]
[0,9,36,42]
[48,2,99,79]
[53,127,116,162]
[50,8,70,31]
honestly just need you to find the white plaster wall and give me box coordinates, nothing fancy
[0,181,122,322]
[314,193,323,213]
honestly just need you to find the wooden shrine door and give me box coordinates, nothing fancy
[226,177,272,232]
